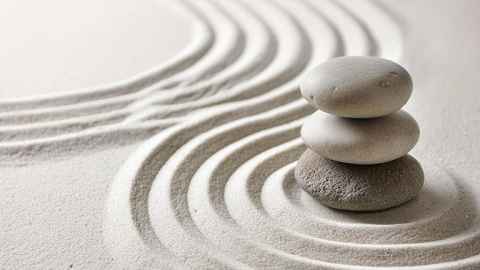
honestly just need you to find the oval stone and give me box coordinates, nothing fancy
[295,150,424,211]
[300,56,413,118]
[301,110,419,165]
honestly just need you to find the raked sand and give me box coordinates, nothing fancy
[2,0,480,269]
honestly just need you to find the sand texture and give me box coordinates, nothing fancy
[2,0,480,269]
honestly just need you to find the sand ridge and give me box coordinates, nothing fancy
[2,0,480,269]
[103,0,479,268]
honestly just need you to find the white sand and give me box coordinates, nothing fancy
[2,0,480,269]
[0,0,191,98]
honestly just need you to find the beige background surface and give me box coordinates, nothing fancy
[1,0,480,269]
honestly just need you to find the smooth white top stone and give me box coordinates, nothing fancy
[301,110,420,164]
[300,56,413,118]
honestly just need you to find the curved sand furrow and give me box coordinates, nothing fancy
[128,0,276,108]
[104,0,480,268]
[263,163,476,244]
[169,129,480,268]
[123,0,314,122]
[148,0,246,89]
[0,0,257,142]
[146,121,479,268]
[223,142,480,266]
[0,0,399,146]
[103,0,336,264]
[226,141,480,268]
[103,0,355,267]
[0,0,378,146]
[0,0,282,143]
[0,0,213,112]
[0,0,320,146]
[139,114,479,268]
[147,102,308,269]
[0,0,241,125]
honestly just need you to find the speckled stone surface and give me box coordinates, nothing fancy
[294,149,424,211]
[3,1,480,269]
[300,56,413,118]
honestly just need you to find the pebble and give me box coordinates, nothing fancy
[300,56,413,118]
[294,150,424,211]
[301,110,419,165]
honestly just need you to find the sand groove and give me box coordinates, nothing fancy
[3,0,479,268]
[100,0,480,269]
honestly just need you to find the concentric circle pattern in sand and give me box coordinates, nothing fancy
[102,0,480,269]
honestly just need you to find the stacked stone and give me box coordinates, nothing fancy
[295,56,424,212]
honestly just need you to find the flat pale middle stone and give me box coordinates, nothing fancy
[295,150,424,211]
[301,110,419,165]
[300,56,413,118]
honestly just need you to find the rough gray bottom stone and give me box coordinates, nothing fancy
[295,150,424,211]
